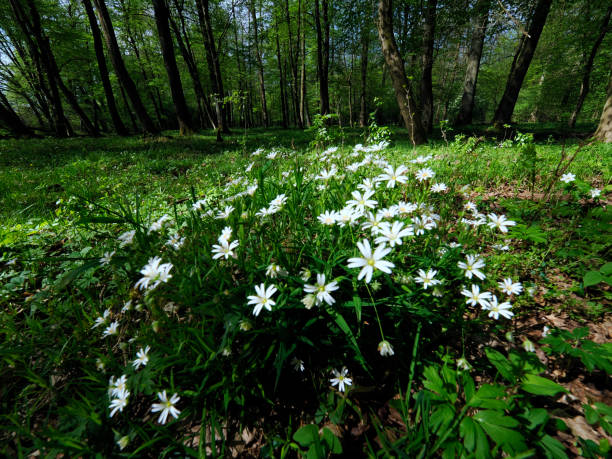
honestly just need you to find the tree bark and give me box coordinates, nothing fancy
[455,0,490,126]
[492,0,552,126]
[314,0,330,115]
[0,92,35,137]
[568,6,611,128]
[285,0,301,127]
[195,0,229,133]
[594,68,612,143]
[299,0,310,127]
[359,26,369,127]
[249,0,269,127]
[93,0,159,134]
[275,27,289,128]
[152,0,194,135]
[82,0,128,135]
[376,0,426,144]
[420,0,437,133]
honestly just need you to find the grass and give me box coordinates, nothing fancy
[0,127,611,457]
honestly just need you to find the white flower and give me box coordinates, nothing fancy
[292,357,305,372]
[192,199,207,211]
[590,188,601,199]
[117,435,130,450]
[266,263,287,278]
[410,155,432,164]
[100,251,115,266]
[458,254,486,280]
[487,214,516,233]
[109,388,130,417]
[357,178,378,192]
[134,257,173,290]
[560,173,575,183]
[252,148,264,156]
[362,212,385,235]
[412,215,436,235]
[523,339,535,353]
[461,284,492,308]
[303,273,339,306]
[166,234,185,250]
[96,358,105,371]
[103,321,120,337]
[346,189,378,212]
[245,162,255,173]
[396,201,417,215]
[414,269,441,290]
[380,206,398,219]
[216,205,235,219]
[109,374,128,397]
[498,278,523,296]
[415,167,435,182]
[218,226,233,243]
[118,230,136,247]
[457,357,472,371]
[485,295,513,320]
[347,239,395,283]
[248,283,278,316]
[542,325,550,337]
[315,166,337,181]
[375,221,413,247]
[464,201,477,213]
[378,164,408,188]
[247,184,258,195]
[330,367,352,392]
[133,345,150,370]
[336,206,362,227]
[430,183,447,193]
[301,293,316,309]
[300,268,312,281]
[148,215,171,233]
[492,243,510,251]
[92,309,111,329]
[151,391,181,424]
[212,239,239,259]
[378,340,394,357]
[270,193,288,208]
[318,210,339,225]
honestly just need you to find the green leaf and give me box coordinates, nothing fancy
[473,411,526,454]
[321,427,342,454]
[600,262,612,276]
[293,424,318,447]
[539,434,568,459]
[520,374,567,396]
[584,271,604,288]
[55,260,100,291]
[485,348,515,382]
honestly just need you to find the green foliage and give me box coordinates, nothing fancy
[542,327,612,373]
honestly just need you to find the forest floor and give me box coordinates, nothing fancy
[0,128,611,457]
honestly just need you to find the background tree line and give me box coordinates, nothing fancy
[0,0,610,142]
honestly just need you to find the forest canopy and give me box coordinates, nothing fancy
[0,0,610,141]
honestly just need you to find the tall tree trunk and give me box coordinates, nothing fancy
[299,0,309,127]
[285,0,301,127]
[82,0,128,135]
[568,6,611,128]
[92,0,159,134]
[594,68,612,142]
[455,0,490,126]
[0,92,35,137]
[275,28,289,128]
[420,0,437,133]
[376,0,426,144]
[249,0,269,127]
[314,0,330,115]
[492,0,552,126]
[359,26,369,127]
[152,0,194,135]
[195,0,229,134]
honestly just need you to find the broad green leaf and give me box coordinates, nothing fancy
[473,411,526,454]
[485,348,515,382]
[539,434,568,459]
[584,271,604,288]
[321,427,342,454]
[293,424,318,447]
[520,374,567,396]
[600,262,612,276]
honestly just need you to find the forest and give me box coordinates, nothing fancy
[0,0,611,457]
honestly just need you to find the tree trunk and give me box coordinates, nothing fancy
[299,0,310,127]
[93,0,159,134]
[152,0,194,135]
[285,0,301,127]
[82,0,128,135]
[376,0,426,144]
[420,0,437,134]
[359,25,369,127]
[0,92,35,137]
[594,68,612,142]
[492,0,552,126]
[195,0,229,133]
[455,0,490,126]
[314,0,330,115]
[275,27,289,128]
[568,6,611,128]
[249,0,269,127]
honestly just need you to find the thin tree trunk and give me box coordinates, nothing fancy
[492,0,552,126]
[285,0,301,127]
[299,0,309,127]
[152,0,194,135]
[420,0,437,133]
[359,26,369,127]
[376,0,426,144]
[455,0,490,126]
[118,82,139,132]
[314,0,330,115]
[93,0,159,134]
[249,0,269,127]
[82,0,128,135]
[0,92,35,137]
[275,27,289,128]
[594,68,612,142]
[568,6,611,128]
